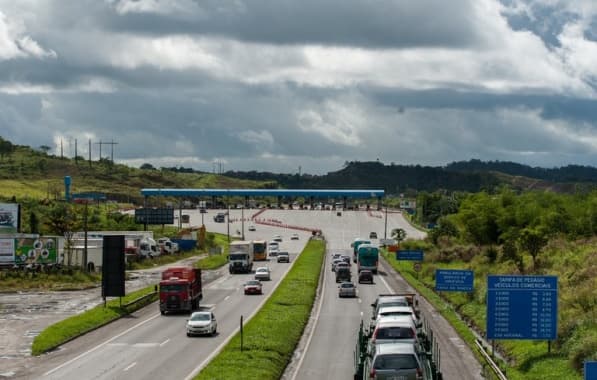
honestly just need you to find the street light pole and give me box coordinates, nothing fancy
[384,198,388,240]
[241,206,245,240]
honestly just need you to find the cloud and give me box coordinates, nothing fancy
[0,11,56,60]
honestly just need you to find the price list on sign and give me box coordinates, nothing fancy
[486,275,558,340]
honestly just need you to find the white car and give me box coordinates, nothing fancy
[186,311,217,337]
[291,233,299,240]
[248,225,256,231]
[255,266,271,281]
[273,235,283,242]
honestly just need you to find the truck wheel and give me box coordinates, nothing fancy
[160,310,165,315]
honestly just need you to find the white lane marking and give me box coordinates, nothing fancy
[224,295,230,301]
[44,313,161,376]
[132,343,159,348]
[123,362,137,372]
[184,242,302,380]
[159,339,170,347]
[290,252,327,380]
[378,270,393,292]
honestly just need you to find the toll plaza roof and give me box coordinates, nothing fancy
[140,188,384,198]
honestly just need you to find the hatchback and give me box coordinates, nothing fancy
[277,252,290,263]
[358,270,374,284]
[364,342,424,380]
[186,311,217,337]
[254,267,271,281]
[338,281,357,298]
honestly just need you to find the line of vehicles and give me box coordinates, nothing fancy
[354,293,443,380]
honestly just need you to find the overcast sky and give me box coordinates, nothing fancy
[0,0,596,174]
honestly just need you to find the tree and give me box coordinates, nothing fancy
[391,228,406,243]
[29,211,40,234]
[518,227,547,271]
[140,163,156,170]
[0,137,15,160]
[39,145,51,154]
[44,203,77,236]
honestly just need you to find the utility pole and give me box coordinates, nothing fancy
[83,200,89,273]
[241,206,245,240]
[88,139,92,167]
[384,198,388,240]
[74,139,78,162]
[60,139,63,158]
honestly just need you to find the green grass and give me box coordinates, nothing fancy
[196,239,325,380]
[380,250,584,380]
[0,270,100,291]
[31,285,157,355]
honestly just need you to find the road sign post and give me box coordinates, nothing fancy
[487,275,558,342]
[435,269,474,292]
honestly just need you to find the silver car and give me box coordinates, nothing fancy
[254,266,271,281]
[186,311,217,337]
[338,281,357,298]
[364,342,424,380]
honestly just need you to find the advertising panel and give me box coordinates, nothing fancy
[0,238,15,264]
[0,203,20,233]
[14,236,58,264]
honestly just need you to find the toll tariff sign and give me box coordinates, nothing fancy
[396,250,423,261]
[487,275,558,340]
[435,269,474,292]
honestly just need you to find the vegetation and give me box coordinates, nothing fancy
[0,269,100,291]
[396,189,597,379]
[196,239,325,380]
[31,285,158,355]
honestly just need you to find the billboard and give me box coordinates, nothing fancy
[0,203,20,233]
[0,239,15,264]
[134,208,174,225]
[14,236,59,264]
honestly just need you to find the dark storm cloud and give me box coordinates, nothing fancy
[103,0,481,48]
[366,86,597,127]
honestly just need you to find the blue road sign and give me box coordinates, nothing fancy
[436,269,474,292]
[585,361,597,380]
[396,250,423,261]
[486,275,558,340]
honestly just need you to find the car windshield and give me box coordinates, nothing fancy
[190,313,210,321]
[341,283,354,288]
[375,327,414,339]
[246,280,260,286]
[374,354,418,370]
[279,252,288,256]
[256,268,268,273]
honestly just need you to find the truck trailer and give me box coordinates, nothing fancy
[159,267,202,314]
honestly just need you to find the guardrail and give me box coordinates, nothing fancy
[122,290,158,310]
[475,339,508,380]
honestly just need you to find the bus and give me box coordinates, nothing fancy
[253,240,267,261]
[357,244,379,274]
[351,238,371,263]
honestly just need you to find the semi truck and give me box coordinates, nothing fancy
[228,240,254,274]
[159,266,202,314]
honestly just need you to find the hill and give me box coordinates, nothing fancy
[0,138,273,203]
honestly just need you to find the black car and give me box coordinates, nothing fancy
[369,232,377,239]
[358,270,374,284]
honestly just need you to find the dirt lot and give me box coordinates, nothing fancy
[0,257,202,378]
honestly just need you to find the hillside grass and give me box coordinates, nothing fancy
[0,145,271,203]
[195,239,325,380]
[384,238,596,380]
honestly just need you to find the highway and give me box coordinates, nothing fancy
[25,208,481,379]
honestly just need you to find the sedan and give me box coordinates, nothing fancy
[291,233,299,240]
[248,225,256,231]
[273,235,283,242]
[186,311,217,337]
[254,266,271,281]
[244,280,263,295]
[338,281,357,298]
[277,252,290,263]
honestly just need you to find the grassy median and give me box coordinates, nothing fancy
[31,285,157,356]
[195,238,326,380]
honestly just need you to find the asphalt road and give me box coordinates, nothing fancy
[6,208,482,379]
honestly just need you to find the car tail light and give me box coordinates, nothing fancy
[369,368,376,379]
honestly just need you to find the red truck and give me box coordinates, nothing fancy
[159,267,202,314]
